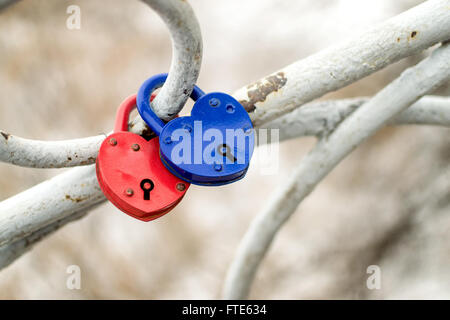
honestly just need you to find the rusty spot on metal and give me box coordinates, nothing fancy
[79,157,96,166]
[1,131,10,140]
[239,72,287,112]
[408,31,418,42]
[65,194,88,203]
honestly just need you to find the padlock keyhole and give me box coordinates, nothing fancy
[217,144,236,163]
[140,179,155,200]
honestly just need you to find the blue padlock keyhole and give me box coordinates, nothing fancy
[137,73,255,186]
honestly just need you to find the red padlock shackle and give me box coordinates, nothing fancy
[114,94,156,133]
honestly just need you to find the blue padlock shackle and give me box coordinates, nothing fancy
[137,73,205,136]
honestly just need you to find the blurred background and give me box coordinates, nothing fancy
[0,0,449,299]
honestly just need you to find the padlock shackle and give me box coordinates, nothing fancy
[137,73,205,136]
[114,94,157,133]
[114,95,138,133]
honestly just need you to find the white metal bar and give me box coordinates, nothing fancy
[0,134,104,168]
[0,210,89,269]
[234,0,450,126]
[261,96,450,141]
[139,0,202,121]
[0,165,104,247]
[223,43,450,300]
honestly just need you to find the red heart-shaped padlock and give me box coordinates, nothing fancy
[96,94,189,222]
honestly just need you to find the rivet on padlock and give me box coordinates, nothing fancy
[96,94,190,222]
[136,73,255,186]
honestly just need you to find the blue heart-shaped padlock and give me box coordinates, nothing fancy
[137,73,255,186]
